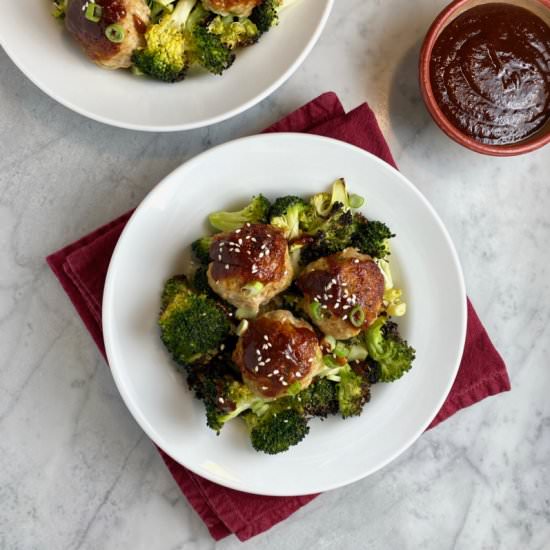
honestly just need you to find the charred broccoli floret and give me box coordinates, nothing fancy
[351,214,394,259]
[207,15,259,49]
[269,196,315,239]
[298,377,339,418]
[364,318,415,382]
[208,194,271,232]
[159,275,230,365]
[300,205,355,264]
[191,236,213,264]
[243,399,310,454]
[337,364,370,418]
[250,0,281,34]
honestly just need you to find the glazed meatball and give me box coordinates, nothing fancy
[202,0,262,17]
[207,223,293,316]
[65,0,150,69]
[233,310,323,398]
[297,248,385,340]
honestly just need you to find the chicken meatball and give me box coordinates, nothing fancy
[297,248,385,340]
[65,0,150,69]
[207,223,293,316]
[233,310,323,398]
[202,0,262,17]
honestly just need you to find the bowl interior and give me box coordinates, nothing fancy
[103,133,467,496]
[421,0,550,155]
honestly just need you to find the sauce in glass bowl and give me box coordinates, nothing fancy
[430,3,550,145]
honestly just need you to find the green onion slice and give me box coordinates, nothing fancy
[236,319,249,336]
[242,281,264,296]
[310,300,323,322]
[85,2,103,22]
[349,194,365,209]
[105,23,125,43]
[349,305,365,327]
[333,343,349,358]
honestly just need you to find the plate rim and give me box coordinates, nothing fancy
[0,0,334,132]
[102,132,467,495]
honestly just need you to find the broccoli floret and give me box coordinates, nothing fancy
[133,0,234,81]
[191,236,213,264]
[250,0,281,34]
[208,195,271,232]
[298,377,339,418]
[207,15,259,49]
[269,196,314,239]
[243,400,310,454]
[192,265,211,294]
[190,25,236,75]
[300,206,355,264]
[364,318,415,382]
[351,214,394,259]
[159,275,230,365]
[337,364,370,418]
[132,0,198,82]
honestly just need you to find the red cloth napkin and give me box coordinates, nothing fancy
[47,92,510,542]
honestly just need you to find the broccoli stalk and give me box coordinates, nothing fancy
[159,275,230,365]
[364,318,416,382]
[208,195,271,232]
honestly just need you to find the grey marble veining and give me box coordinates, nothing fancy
[1,1,549,549]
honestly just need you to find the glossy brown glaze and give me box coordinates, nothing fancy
[430,3,550,145]
[233,311,321,398]
[209,224,288,284]
[65,0,126,62]
[133,14,147,34]
[297,250,385,330]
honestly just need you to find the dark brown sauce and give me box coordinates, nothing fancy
[237,315,318,398]
[430,3,550,144]
[209,224,288,284]
[133,14,147,34]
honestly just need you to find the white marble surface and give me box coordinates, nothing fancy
[1,1,549,548]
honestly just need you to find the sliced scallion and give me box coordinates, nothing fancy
[105,23,125,43]
[349,194,365,208]
[349,305,365,327]
[310,300,323,322]
[333,343,349,358]
[85,2,103,22]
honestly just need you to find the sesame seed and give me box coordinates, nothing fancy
[343,305,351,310]
[235,229,241,234]
[258,252,264,259]
[219,397,225,404]
[220,344,225,351]
[238,239,243,245]
[246,223,251,227]
[342,315,348,320]
[267,373,273,377]
[256,349,261,356]
[334,303,340,309]
[296,372,302,377]
[353,259,360,264]
[284,419,289,423]
[279,376,284,382]
[281,381,288,386]
[264,335,269,341]
[251,237,257,243]
[262,385,268,390]
[259,362,265,367]
[225,264,229,270]
[262,344,269,350]
[273,369,279,375]
[255,366,259,372]
[218,255,222,261]
[265,358,271,363]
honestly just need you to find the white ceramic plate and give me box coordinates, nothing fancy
[103,133,467,496]
[0,1,332,132]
